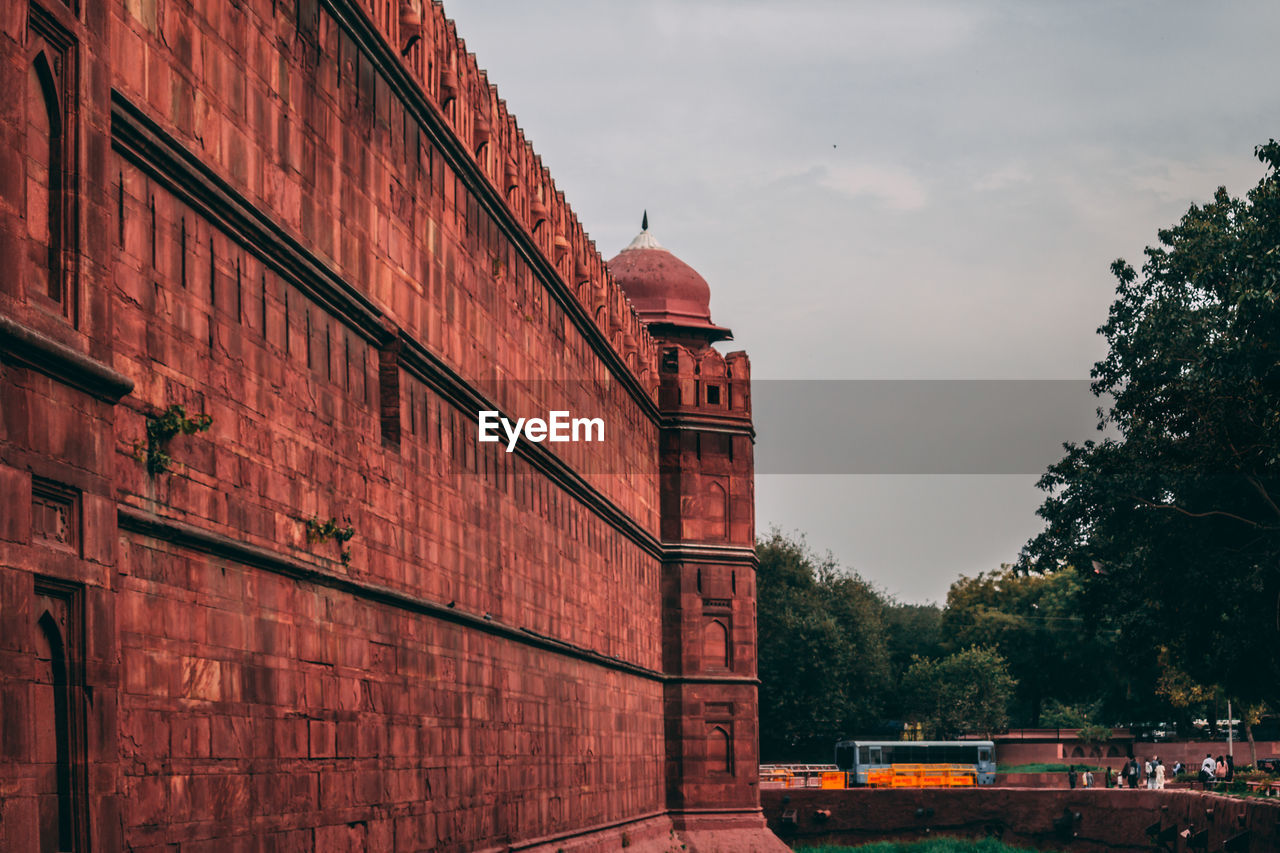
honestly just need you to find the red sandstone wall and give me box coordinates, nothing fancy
[0,0,775,851]
[117,537,666,849]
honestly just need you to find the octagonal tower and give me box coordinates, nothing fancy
[610,219,780,850]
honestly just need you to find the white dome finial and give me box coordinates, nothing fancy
[622,209,664,251]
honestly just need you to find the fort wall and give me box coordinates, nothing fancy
[0,0,779,850]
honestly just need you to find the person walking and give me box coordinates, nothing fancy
[1068,766,1078,789]
[1146,757,1158,789]
[1155,759,1166,790]
[1128,758,1140,789]
[1105,766,1114,789]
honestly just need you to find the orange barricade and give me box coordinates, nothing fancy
[866,764,977,788]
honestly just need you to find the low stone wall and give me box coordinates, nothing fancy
[997,773,1073,788]
[761,788,1280,852]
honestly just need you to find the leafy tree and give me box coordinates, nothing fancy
[1022,141,1280,711]
[1076,723,1114,757]
[900,646,1016,739]
[756,531,891,761]
[1039,698,1104,729]
[942,567,1121,727]
[883,602,944,675]
[880,602,945,720]
[1241,702,1267,767]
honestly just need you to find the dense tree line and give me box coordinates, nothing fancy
[758,531,1239,763]
[758,532,1027,761]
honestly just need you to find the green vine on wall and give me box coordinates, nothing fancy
[307,516,356,566]
[136,404,213,475]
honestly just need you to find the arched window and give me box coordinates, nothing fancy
[706,725,731,774]
[702,619,729,671]
[34,609,73,852]
[33,579,86,853]
[27,50,62,303]
[707,481,729,541]
[25,6,77,318]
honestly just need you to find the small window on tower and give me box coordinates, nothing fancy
[706,385,721,405]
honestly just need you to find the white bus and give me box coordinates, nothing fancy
[834,739,997,786]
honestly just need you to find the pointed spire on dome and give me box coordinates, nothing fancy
[607,212,732,345]
[623,210,663,251]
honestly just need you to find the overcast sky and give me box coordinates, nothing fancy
[445,0,1280,603]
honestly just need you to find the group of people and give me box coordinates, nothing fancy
[1067,753,1233,789]
[1123,756,1166,788]
[1198,753,1233,787]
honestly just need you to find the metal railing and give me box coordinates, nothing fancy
[759,764,840,788]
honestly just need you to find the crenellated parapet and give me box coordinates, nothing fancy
[354,0,659,392]
[658,345,752,427]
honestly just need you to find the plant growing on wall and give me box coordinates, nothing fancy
[307,516,356,566]
[136,404,213,475]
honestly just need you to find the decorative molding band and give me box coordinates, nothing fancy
[668,675,762,687]
[118,504,666,683]
[662,543,759,566]
[110,91,395,348]
[660,416,756,439]
[0,315,134,402]
[319,0,661,424]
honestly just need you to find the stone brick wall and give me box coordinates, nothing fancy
[0,0,780,851]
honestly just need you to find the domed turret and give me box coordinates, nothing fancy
[607,213,732,346]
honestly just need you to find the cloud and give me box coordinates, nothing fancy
[815,163,929,211]
[1127,156,1265,204]
[973,162,1033,193]
[649,1,981,63]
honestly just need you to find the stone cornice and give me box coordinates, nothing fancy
[118,505,758,686]
[659,415,756,439]
[118,504,666,682]
[667,675,762,687]
[0,315,134,402]
[110,91,395,348]
[662,543,759,566]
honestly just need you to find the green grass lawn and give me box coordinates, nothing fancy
[797,839,1032,853]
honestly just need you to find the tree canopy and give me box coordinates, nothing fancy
[756,531,890,761]
[942,566,1117,727]
[900,645,1016,740]
[1022,141,1280,711]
